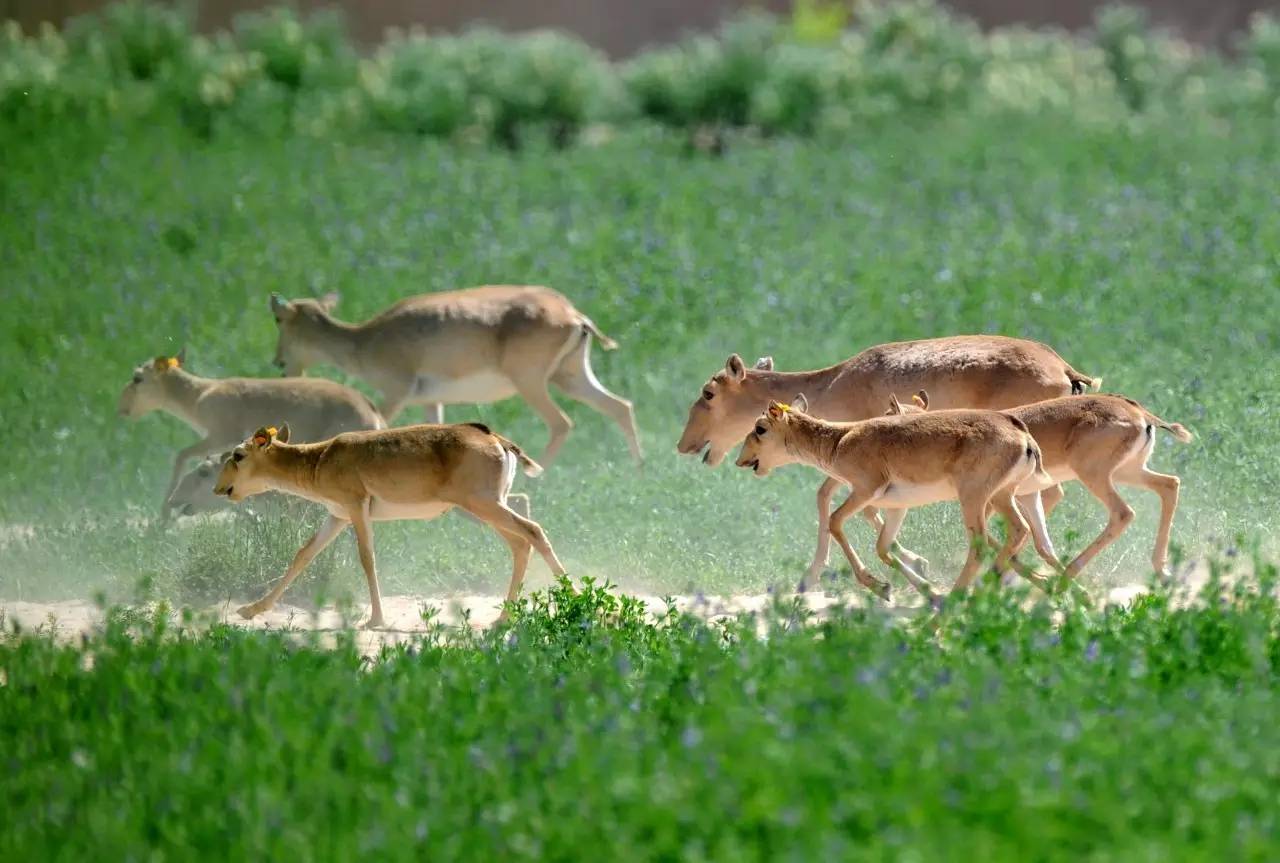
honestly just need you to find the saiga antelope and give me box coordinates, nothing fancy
[885,390,1192,581]
[165,454,532,522]
[213,423,565,628]
[117,350,385,518]
[268,286,642,466]
[676,335,1098,589]
[734,397,1049,600]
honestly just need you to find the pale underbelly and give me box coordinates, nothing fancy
[412,371,517,404]
[1016,467,1076,494]
[868,479,956,509]
[368,499,453,522]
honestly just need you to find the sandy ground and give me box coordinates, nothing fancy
[0,578,1188,656]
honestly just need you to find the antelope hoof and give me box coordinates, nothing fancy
[363,614,386,631]
[236,602,265,620]
[864,577,891,602]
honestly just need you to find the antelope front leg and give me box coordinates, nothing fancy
[238,514,347,620]
[828,491,890,601]
[875,508,937,600]
[348,499,386,629]
[802,477,843,590]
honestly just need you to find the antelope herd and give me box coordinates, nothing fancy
[119,285,1193,627]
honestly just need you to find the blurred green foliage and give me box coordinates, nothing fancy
[6,2,1280,146]
[4,571,1280,857]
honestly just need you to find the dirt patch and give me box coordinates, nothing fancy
[1,580,1181,656]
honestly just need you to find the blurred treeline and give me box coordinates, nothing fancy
[3,0,1280,147]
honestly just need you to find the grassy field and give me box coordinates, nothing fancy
[5,8,1280,858]
[1,111,1278,603]
[4,575,1279,859]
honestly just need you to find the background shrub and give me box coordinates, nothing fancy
[5,1,1280,145]
[856,0,987,114]
[1,22,107,126]
[358,28,475,139]
[66,0,191,82]
[160,33,265,137]
[232,5,353,92]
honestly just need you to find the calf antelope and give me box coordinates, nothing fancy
[166,454,533,522]
[214,423,565,628]
[268,286,642,466]
[118,351,385,517]
[677,335,1098,588]
[886,390,1192,580]
[735,397,1049,600]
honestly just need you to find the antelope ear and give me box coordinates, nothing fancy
[753,356,774,371]
[913,391,929,409]
[767,401,787,419]
[888,393,902,413]
[251,426,277,448]
[726,354,746,382]
[791,393,809,413]
[270,293,293,320]
[174,347,186,367]
[319,292,340,313]
[277,422,291,444]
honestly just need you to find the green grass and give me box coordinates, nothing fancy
[6,10,1280,855]
[5,26,1280,858]
[2,111,1279,603]
[4,574,1279,859]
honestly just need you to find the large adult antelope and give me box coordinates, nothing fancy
[676,335,1098,590]
[734,398,1049,600]
[117,351,385,518]
[268,286,642,466]
[213,422,565,628]
[886,390,1192,581]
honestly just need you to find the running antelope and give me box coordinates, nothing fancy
[886,390,1192,580]
[213,423,565,628]
[676,335,1098,588]
[268,286,642,466]
[117,351,385,517]
[165,454,532,522]
[734,397,1049,600]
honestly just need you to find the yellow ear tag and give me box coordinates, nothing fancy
[165,357,179,369]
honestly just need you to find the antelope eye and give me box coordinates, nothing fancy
[754,424,766,436]
[702,389,714,401]
[132,374,143,384]
[232,452,245,463]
